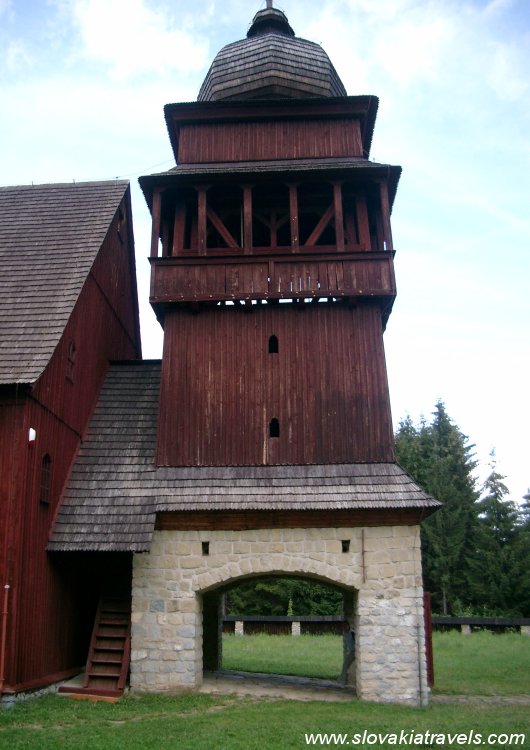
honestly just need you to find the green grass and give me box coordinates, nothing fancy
[0,692,528,750]
[432,630,530,696]
[223,631,530,695]
[0,633,528,749]
[223,633,343,680]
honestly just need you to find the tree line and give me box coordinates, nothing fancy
[225,400,529,618]
[395,401,529,616]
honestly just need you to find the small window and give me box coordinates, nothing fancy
[40,454,52,505]
[66,341,76,382]
[268,335,279,354]
[269,418,280,438]
[341,540,350,553]
[202,541,210,556]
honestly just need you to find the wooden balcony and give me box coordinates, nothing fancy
[150,250,396,310]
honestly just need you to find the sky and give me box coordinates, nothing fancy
[1,0,529,502]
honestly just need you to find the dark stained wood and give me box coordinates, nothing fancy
[150,189,162,259]
[304,204,334,247]
[172,199,186,256]
[355,194,371,250]
[288,184,299,251]
[177,119,363,164]
[157,302,395,467]
[197,186,208,255]
[242,185,253,254]
[424,592,434,687]
[206,205,239,249]
[333,182,345,251]
[379,179,393,251]
[150,252,396,307]
[155,508,427,531]
[0,197,139,694]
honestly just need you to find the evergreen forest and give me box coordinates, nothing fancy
[225,401,529,618]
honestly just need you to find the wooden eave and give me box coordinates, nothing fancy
[139,159,402,212]
[156,507,437,532]
[163,96,379,163]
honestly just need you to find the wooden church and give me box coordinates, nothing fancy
[0,2,439,705]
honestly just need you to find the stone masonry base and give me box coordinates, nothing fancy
[131,525,429,706]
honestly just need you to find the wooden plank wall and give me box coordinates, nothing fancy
[1,208,140,693]
[178,119,363,163]
[157,301,394,466]
[150,254,395,304]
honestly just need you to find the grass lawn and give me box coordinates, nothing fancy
[0,692,528,750]
[223,633,343,680]
[223,631,530,695]
[1,633,528,749]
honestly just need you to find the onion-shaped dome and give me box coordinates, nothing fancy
[198,4,346,101]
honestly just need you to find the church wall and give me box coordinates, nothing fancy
[131,525,429,706]
[0,194,141,693]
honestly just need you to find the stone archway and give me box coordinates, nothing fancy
[130,525,429,705]
[200,573,357,687]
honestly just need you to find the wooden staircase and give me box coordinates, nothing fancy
[59,596,131,700]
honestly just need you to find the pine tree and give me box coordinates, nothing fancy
[396,401,479,614]
[225,577,343,616]
[469,454,522,614]
[511,489,530,616]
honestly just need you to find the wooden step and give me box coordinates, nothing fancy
[75,595,131,698]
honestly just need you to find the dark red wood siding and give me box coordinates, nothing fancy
[157,301,394,466]
[1,198,140,693]
[177,118,363,163]
[150,253,395,305]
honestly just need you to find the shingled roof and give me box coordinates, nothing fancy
[198,6,346,101]
[0,180,129,385]
[49,361,440,553]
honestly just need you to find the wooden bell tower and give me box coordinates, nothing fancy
[140,3,401,469]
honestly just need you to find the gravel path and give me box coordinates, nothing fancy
[200,671,530,705]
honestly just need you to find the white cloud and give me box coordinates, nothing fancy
[71,0,210,80]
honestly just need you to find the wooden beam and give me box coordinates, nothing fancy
[288,183,299,252]
[161,217,170,258]
[332,182,345,251]
[242,184,253,254]
[196,186,208,255]
[155,508,429,531]
[150,188,162,258]
[304,203,334,247]
[379,179,394,251]
[172,199,186,256]
[355,194,371,250]
[206,206,239,249]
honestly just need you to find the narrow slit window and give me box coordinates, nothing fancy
[66,341,76,382]
[202,541,210,556]
[268,334,279,354]
[40,454,52,505]
[341,539,350,553]
[269,418,280,438]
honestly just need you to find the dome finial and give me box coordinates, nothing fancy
[247,3,294,38]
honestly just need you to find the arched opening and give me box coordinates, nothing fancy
[201,574,357,690]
